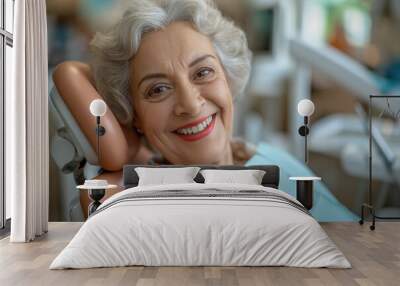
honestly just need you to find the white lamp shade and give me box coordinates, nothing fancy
[297,99,315,117]
[90,99,107,117]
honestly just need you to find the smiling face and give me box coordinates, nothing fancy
[130,21,234,165]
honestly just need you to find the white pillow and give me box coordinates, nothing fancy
[200,169,266,185]
[135,167,200,186]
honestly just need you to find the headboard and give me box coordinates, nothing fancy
[123,165,280,189]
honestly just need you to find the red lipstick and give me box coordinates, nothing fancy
[177,115,212,129]
[174,113,216,142]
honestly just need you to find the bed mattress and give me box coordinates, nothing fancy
[50,183,351,269]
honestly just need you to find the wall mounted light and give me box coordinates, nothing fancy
[89,99,107,164]
[297,99,315,164]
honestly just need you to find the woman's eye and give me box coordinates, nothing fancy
[194,67,214,81]
[145,84,171,101]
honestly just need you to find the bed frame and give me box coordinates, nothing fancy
[122,165,280,189]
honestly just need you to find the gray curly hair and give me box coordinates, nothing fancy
[90,0,252,126]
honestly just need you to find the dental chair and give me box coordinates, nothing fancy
[49,78,97,221]
[49,62,147,221]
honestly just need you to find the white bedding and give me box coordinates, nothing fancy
[50,183,351,269]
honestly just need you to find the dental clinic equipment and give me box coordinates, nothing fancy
[289,37,380,159]
[288,30,400,218]
[289,37,400,150]
[289,37,381,106]
[235,0,295,142]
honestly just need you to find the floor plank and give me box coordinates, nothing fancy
[0,222,399,286]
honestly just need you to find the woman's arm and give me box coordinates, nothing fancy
[53,61,155,219]
[53,61,141,171]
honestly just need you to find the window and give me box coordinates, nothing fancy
[0,0,14,232]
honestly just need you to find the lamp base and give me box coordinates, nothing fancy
[88,189,105,216]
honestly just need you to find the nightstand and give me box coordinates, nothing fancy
[289,177,321,210]
[77,181,118,216]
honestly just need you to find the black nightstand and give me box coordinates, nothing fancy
[289,177,321,210]
[77,182,118,216]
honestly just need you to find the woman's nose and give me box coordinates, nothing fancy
[173,81,205,117]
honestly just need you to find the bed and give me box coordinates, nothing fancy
[50,165,350,269]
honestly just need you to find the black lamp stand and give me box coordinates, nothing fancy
[87,116,106,216]
[88,189,106,216]
[95,116,106,163]
[298,116,310,164]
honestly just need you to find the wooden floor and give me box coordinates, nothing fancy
[0,222,399,286]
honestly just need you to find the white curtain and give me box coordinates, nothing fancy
[7,0,49,242]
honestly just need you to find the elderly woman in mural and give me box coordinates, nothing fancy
[90,0,253,166]
[54,0,357,221]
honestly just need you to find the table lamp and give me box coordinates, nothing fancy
[297,99,315,164]
[89,99,107,164]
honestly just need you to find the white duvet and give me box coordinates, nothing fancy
[50,183,351,269]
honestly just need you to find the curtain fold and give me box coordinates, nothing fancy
[8,0,49,242]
